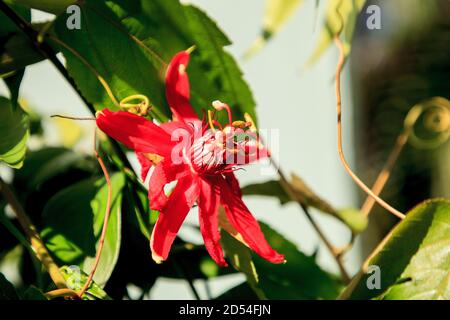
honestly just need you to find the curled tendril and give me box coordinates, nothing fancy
[405,97,450,149]
[119,94,151,116]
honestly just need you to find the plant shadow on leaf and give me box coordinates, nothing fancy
[41,173,125,287]
[220,222,343,299]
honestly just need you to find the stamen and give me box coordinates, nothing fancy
[207,110,217,133]
[212,100,233,125]
[212,119,223,130]
[232,120,247,128]
[244,112,257,131]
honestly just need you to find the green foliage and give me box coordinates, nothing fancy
[14,147,90,191]
[0,273,19,300]
[242,177,367,234]
[0,96,29,168]
[221,222,342,299]
[221,231,266,299]
[60,266,112,300]
[245,0,305,58]
[52,0,256,124]
[341,199,450,300]
[41,173,125,288]
[0,3,34,108]
[307,0,366,65]
[21,286,47,300]
[9,0,73,14]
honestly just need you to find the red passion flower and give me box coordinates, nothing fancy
[96,50,285,266]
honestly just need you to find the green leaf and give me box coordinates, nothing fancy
[21,286,47,300]
[242,176,368,234]
[2,70,23,109]
[0,273,19,300]
[341,199,450,300]
[183,5,257,123]
[41,172,126,288]
[8,0,74,14]
[254,222,342,299]
[15,147,89,190]
[241,180,291,204]
[245,0,305,58]
[59,265,112,300]
[53,0,256,124]
[0,96,29,168]
[221,231,266,299]
[52,0,169,118]
[0,2,30,37]
[221,222,342,299]
[0,4,34,105]
[336,208,367,234]
[307,0,366,65]
[0,33,44,77]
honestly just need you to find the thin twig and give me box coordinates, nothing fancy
[270,157,351,283]
[171,258,201,300]
[333,35,405,220]
[360,130,409,217]
[0,178,67,289]
[78,130,112,298]
[51,114,96,121]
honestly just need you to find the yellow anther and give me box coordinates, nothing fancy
[232,120,247,128]
[244,112,257,131]
[212,100,226,110]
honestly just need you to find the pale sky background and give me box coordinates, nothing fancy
[0,0,362,299]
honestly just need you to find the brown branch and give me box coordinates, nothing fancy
[0,178,67,289]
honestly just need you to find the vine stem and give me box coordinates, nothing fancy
[0,178,67,289]
[360,129,409,217]
[269,156,351,283]
[360,97,450,217]
[333,35,405,220]
[77,130,112,298]
[45,288,80,300]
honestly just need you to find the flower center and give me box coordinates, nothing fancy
[187,101,262,175]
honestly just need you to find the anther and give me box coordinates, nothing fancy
[212,100,233,125]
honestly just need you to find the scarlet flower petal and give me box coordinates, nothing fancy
[165,51,199,122]
[96,109,174,157]
[198,178,227,267]
[150,175,200,263]
[136,152,152,181]
[148,160,191,211]
[219,174,285,264]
